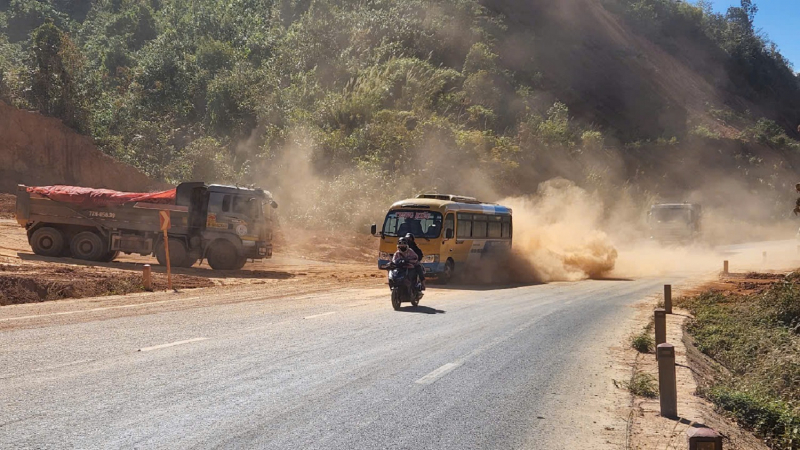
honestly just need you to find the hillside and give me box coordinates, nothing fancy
[0,0,799,228]
[0,100,161,193]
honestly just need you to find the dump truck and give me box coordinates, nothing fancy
[647,203,701,243]
[15,182,277,270]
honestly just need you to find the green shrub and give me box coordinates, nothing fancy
[631,332,654,353]
[623,371,658,398]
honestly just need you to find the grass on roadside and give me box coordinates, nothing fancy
[630,320,655,353]
[619,370,658,398]
[679,274,800,449]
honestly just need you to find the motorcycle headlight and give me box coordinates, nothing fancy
[421,255,439,263]
[379,251,392,260]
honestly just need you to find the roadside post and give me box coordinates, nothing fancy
[654,309,666,358]
[159,210,172,290]
[687,428,722,449]
[664,285,672,314]
[762,251,767,264]
[723,260,729,275]
[657,343,678,418]
[143,264,153,291]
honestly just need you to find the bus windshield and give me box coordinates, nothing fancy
[382,210,443,238]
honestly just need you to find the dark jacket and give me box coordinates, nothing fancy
[409,240,423,260]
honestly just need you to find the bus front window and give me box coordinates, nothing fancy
[382,211,443,238]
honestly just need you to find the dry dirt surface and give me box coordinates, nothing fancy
[620,275,776,450]
[0,218,383,306]
[0,100,163,193]
[0,194,14,219]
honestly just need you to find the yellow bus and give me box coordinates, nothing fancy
[372,194,513,283]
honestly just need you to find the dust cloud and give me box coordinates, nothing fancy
[499,179,618,282]
[255,128,800,284]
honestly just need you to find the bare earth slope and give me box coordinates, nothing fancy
[0,101,163,193]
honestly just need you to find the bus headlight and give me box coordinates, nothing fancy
[421,255,439,263]
[379,251,392,260]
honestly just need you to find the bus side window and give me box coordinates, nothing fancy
[444,213,454,238]
[472,215,487,238]
[501,216,511,238]
[488,215,502,238]
[221,195,232,213]
[457,213,472,238]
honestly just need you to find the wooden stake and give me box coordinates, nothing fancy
[163,229,172,291]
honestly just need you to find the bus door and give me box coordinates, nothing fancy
[441,212,455,262]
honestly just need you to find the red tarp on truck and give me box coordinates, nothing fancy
[27,185,176,208]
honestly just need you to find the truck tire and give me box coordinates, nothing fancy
[99,250,120,263]
[233,256,248,270]
[30,227,65,257]
[207,241,241,270]
[71,231,106,261]
[178,257,198,268]
[155,238,188,267]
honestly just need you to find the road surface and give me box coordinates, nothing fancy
[0,274,687,450]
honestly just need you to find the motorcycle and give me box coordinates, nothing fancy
[380,259,423,310]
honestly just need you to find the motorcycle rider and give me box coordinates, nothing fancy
[393,237,422,294]
[405,233,426,290]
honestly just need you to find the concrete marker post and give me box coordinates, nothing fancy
[723,260,729,275]
[654,308,666,359]
[687,427,722,449]
[664,284,672,314]
[657,343,678,419]
[143,264,153,291]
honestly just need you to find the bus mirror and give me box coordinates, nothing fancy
[445,228,454,240]
[370,224,377,236]
[270,201,278,209]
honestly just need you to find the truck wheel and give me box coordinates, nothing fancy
[99,250,120,263]
[30,227,65,257]
[71,231,106,261]
[178,258,198,268]
[155,238,188,267]
[207,241,241,270]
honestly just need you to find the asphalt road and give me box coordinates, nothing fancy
[0,273,689,450]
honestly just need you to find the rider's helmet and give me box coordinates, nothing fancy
[404,233,415,243]
[397,237,409,252]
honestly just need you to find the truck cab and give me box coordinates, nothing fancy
[195,184,277,264]
[647,203,701,244]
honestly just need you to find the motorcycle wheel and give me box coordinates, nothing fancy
[411,297,420,307]
[391,289,401,311]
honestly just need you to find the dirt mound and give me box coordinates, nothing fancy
[0,101,165,194]
[0,194,14,219]
[0,264,213,306]
[274,228,376,264]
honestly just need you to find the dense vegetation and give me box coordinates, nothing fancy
[0,0,799,226]
[681,278,800,449]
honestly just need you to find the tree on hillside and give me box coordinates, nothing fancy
[28,21,89,132]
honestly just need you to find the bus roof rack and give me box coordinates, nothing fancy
[416,194,481,204]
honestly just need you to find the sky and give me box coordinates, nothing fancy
[703,0,799,70]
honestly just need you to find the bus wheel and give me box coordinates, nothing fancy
[156,238,187,267]
[71,231,106,261]
[207,241,240,270]
[441,260,454,284]
[30,227,65,257]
